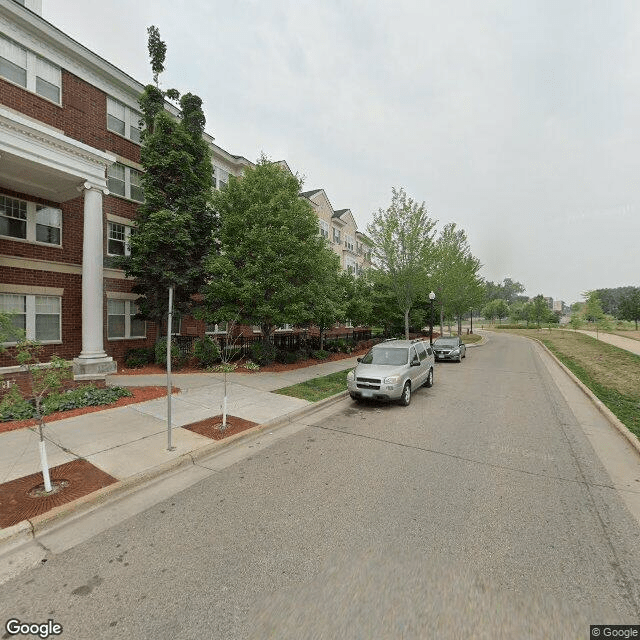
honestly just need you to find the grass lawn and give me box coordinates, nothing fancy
[505,329,640,438]
[273,370,349,402]
[462,334,482,344]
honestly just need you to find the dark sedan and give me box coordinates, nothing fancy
[433,336,466,362]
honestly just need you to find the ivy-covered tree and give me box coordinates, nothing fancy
[367,188,437,339]
[119,26,215,333]
[201,156,341,341]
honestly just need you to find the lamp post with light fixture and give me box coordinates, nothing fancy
[429,291,436,346]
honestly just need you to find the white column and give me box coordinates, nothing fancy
[74,182,115,375]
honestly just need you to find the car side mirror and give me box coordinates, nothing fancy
[411,358,420,366]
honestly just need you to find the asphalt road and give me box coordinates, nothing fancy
[2,331,640,639]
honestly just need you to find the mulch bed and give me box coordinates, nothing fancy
[0,386,180,435]
[117,349,368,376]
[0,459,117,528]
[183,414,258,440]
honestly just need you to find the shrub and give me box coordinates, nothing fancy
[42,385,132,414]
[250,340,277,365]
[284,351,299,364]
[155,337,182,367]
[243,360,260,371]
[124,347,153,369]
[0,386,35,421]
[312,349,330,360]
[223,346,242,361]
[193,336,221,367]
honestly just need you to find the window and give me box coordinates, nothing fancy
[36,206,61,244]
[275,324,293,332]
[107,299,145,339]
[108,163,144,202]
[107,97,141,144]
[0,293,60,343]
[332,227,341,244]
[318,219,329,239]
[345,235,354,251]
[205,321,227,334]
[0,35,61,103]
[213,166,229,190]
[0,195,27,239]
[345,257,358,274]
[107,222,132,256]
[0,195,61,246]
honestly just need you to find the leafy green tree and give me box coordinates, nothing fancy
[201,157,341,341]
[582,291,605,324]
[483,299,510,323]
[304,249,343,350]
[618,288,640,330]
[120,26,215,334]
[367,188,437,339]
[484,278,526,304]
[432,223,483,335]
[340,271,373,331]
[528,294,556,327]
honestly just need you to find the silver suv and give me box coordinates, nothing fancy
[347,339,435,406]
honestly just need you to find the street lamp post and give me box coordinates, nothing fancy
[429,291,436,346]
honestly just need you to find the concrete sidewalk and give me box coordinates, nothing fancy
[0,357,360,487]
[575,329,640,356]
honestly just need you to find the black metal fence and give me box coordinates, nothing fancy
[169,329,375,359]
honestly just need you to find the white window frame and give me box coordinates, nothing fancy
[213,166,229,190]
[275,324,293,332]
[0,34,61,105]
[345,256,358,275]
[107,163,144,202]
[345,234,354,251]
[318,219,329,239]
[106,96,142,144]
[107,298,146,340]
[107,221,132,257]
[0,195,62,247]
[332,227,341,244]
[0,293,61,344]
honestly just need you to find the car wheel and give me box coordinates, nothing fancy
[399,381,411,406]
[425,367,434,388]
[350,393,361,403]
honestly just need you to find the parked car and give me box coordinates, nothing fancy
[347,339,435,406]
[432,336,466,362]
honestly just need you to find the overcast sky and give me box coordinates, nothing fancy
[43,0,640,304]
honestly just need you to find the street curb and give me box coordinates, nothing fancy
[528,337,640,458]
[1,389,350,548]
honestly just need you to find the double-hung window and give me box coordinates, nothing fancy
[0,195,62,246]
[0,293,61,343]
[345,257,358,275]
[345,235,354,251]
[107,97,142,144]
[0,35,61,104]
[213,166,229,190]
[107,222,132,256]
[332,227,341,244]
[318,220,329,239]
[107,299,146,340]
[108,163,144,202]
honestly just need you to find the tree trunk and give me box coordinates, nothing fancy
[404,309,410,340]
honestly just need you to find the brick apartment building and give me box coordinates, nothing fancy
[0,0,372,378]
